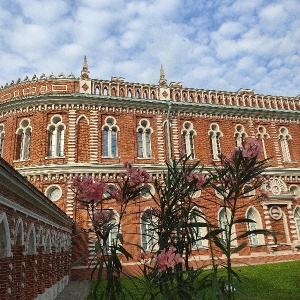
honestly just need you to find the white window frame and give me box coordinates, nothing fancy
[256,126,270,159]
[218,208,237,247]
[137,119,153,158]
[279,127,292,162]
[141,208,158,252]
[181,121,196,159]
[0,124,5,157]
[294,207,300,242]
[209,123,222,160]
[16,119,32,161]
[47,115,65,158]
[103,210,119,255]
[234,124,248,147]
[189,207,207,249]
[102,117,119,158]
[246,207,265,246]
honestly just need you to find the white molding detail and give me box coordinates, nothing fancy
[0,196,72,233]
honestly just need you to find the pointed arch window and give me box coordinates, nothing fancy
[219,208,229,246]
[137,119,153,158]
[0,124,5,157]
[102,117,119,158]
[151,91,155,100]
[141,208,157,251]
[234,124,247,147]
[16,119,32,160]
[47,115,65,158]
[209,123,222,160]
[135,89,140,98]
[246,207,265,246]
[181,122,196,159]
[294,207,300,241]
[279,127,292,162]
[103,210,119,254]
[256,126,270,159]
[189,207,207,249]
[143,90,148,99]
[0,212,11,258]
[218,208,237,247]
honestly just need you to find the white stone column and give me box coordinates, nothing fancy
[68,109,77,163]
[89,109,99,163]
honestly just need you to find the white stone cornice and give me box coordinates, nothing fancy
[0,196,72,233]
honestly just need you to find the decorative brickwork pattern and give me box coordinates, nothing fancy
[1,60,300,280]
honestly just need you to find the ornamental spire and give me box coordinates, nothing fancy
[81,55,90,79]
[159,64,167,86]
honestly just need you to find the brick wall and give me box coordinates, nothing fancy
[1,74,300,280]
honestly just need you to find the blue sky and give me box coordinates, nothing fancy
[1,0,300,96]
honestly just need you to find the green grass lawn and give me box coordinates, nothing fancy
[88,260,300,299]
[233,260,300,300]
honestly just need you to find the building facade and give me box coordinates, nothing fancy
[1,57,300,275]
[0,157,72,300]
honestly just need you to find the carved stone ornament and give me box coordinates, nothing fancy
[269,205,282,220]
[82,83,89,91]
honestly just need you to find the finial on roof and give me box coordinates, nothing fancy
[82,55,88,72]
[81,55,90,79]
[159,64,167,86]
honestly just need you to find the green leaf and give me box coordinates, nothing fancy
[231,242,247,254]
[68,252,90,270]
[117,233,124,244]
[233,218,256,224]
[116,245,133,260]
[95,240,100,253]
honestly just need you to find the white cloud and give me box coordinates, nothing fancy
[0,0,299,97]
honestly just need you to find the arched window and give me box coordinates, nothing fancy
[48,115,65,158]
[219,208,229,246]
[137,119,153,158]
[189,207,207,249]
[279,127,292,162]
[103,210,119,254]
[209,123,222,160]
[218,208,237,247]
[16,119,32,160]
[103,87,108,96]
[181,122,196,159]
[294,207,300,241]
[26,224,36,255]
[102,117,119,158]
[0,212,11,258]
[143,91,147,99]
[127,89,132,98]
[135,89,140,98]
[234,124,247,147]
[246,207,265,246]
[0,124,5,157]
[256,126,270,159]
[141,208,157,251]
[151,91,155,100]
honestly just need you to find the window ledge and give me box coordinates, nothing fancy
[13,159,30,162]
[137,157,155,160]
[101,156,120,159]
[249,244,265,248]
[45,156,65,159]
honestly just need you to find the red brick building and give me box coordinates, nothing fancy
[0,157,72,299]
[1,57,300,277]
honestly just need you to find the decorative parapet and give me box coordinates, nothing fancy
[0,72,300,113]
